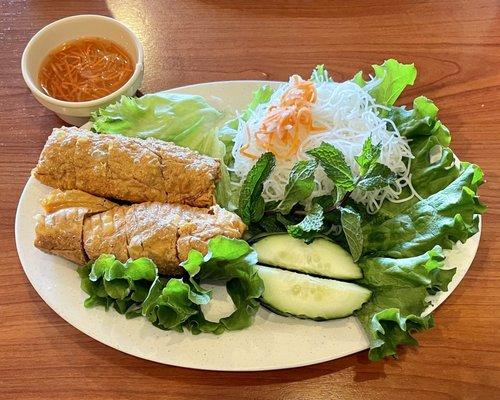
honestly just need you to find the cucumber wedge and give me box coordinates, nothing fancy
[253,234,362,280]
[257,265,371,320]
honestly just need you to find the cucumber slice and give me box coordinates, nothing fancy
[257,265,371,320]
[252,234,362,280]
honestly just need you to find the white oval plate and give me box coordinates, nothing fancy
[15,81,481,371]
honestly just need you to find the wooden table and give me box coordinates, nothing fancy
[1,1,499,398]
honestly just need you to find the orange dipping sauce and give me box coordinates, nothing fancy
[38,37,134,102]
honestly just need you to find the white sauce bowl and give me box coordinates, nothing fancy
[21,15,144,125]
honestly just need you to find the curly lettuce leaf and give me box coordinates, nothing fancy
[141,277,207,332]
[78,255,157,318]
[363,163,485,258]
[361,309,434,361]
[356,246,454,360]
[356,108,484,360]
[353,59,417,109]
[374,98,459,222]
[142,237,264,334]
[358,246,454,294]
[389,96,451,147]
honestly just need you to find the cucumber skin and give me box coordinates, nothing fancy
[259,295,370,321]
[259,300,331,321]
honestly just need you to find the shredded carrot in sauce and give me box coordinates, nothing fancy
[38,37,134,102]
[240,75,325,160]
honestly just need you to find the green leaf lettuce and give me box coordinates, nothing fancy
[142,237,264,334]
[353,59,417,109]
[363,163,485,258]
[356,246,455,360]
[78,255,158,318]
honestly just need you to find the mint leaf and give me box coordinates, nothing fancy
[355,136,382,175]
[307,142,355,191]
[311,64,332,83]
[216,85,274,210]
[258,214,286,233]
[357,163,397,191]
[287,203,324,243]
[276,159,318,214]
[352,59,417,109]
[340,206,363,262]
[237,152,276,225]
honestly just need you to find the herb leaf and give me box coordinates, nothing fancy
[357,163,397,191]
[355,136,382,175]
[287,203,324,242]
[276,159,318,214]
[237,152,276,225]
[307,142,355,191]
[340,206,363,261]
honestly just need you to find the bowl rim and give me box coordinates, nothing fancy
[21,14,144,109]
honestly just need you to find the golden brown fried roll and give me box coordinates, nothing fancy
[34,207,88,264]
[83,202,245,275]
[32,127,220,207]
[35,190,117,264]
[34,191,246,276]
[82,206,130,262]
[41,189,117,214]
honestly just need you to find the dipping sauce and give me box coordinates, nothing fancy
[38,37,134,102]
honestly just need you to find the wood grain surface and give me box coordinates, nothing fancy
[1,1,499,399]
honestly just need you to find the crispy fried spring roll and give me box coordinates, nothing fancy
[83,202,245,275]
[34,208,88,265]
[34,190,118,264]
[41,189,117,214]
[34,192,246,276]
[32,127,220,207]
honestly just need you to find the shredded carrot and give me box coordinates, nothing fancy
[240,74,325,160]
